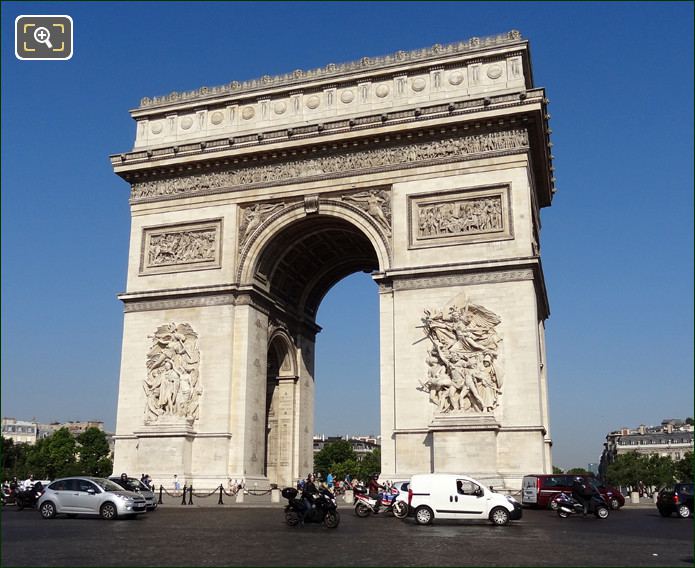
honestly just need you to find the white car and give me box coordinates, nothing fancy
[408,473,522,525]
[37,477,147,520]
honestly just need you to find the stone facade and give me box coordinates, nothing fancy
[111,31,554,490]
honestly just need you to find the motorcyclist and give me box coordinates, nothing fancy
[571,476,595,515]
[299,473,319,526]
[368,473,385,513]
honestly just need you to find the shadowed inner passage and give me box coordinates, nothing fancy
[255,216,379,317]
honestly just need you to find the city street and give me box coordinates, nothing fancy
[2,504,693,566]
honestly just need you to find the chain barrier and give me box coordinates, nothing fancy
[222,487,241,497]
[246,489,272,496]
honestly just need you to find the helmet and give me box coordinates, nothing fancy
[372,473,379,479]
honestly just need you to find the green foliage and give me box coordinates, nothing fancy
[685,418,693,426]
[675,452,694,482]
[25,428,79,479]
[566,467,588,474]
[76,428,112,477]
[356,448,381,483]
[313,440,356,477]
[643,454,675,489]
[552,466,564,474]
[1,436,30,479]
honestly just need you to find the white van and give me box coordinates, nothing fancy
[407,473,522,525]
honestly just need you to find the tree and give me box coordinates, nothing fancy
[25,428,78,479]
[552,466,564,474]
[313,440,356,477]
[566,467,588,475]
[643,454,674,490]
[76,427,112,477]
[1,436,30,480]
[605,452,646,490]
[685,418,693,426]
[675,452,694,482]
[357,448,381,483]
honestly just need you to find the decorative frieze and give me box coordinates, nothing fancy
[131,129,529,201]
[238,202,286,246]
[144,323,202,424]
[409,185,512,249]
[417,298,503,414]
[140,219,222,275]
[392,269,533,291]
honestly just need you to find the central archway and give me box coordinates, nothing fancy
[248,209,384,487]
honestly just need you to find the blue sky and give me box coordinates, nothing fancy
[2,2,693,470]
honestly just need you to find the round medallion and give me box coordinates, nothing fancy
[487,64,503,80]
[180,116,193,130]
[241,106,255,120]
[274,101,287,115]
[150,121,163,134]
[210,111,224,125]
[412,77,427,92]
[340,90,355,104]
[306,95,321,109]
[448,72,464,86]
[375,84,390,98]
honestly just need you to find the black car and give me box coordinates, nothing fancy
[656,483,693,518]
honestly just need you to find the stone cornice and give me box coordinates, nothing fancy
[135,31,525,111]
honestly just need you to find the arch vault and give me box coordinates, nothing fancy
[111,31,555,490]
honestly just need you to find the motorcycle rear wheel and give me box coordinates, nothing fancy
[324,510,340,528]
[355,503,370,517]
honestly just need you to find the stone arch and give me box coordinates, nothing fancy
[267,328,298,378]
[238,198,391,317]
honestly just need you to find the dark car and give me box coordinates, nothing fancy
[657,483,693,518]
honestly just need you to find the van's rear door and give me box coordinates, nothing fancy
[522,476,538,505]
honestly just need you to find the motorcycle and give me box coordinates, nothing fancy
[553,491,609,519]
[15,482,45,511]
[353,484,409,519]
[1,486,17,506]
[282,486,340,528]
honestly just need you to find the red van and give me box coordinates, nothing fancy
[522,474,625,510]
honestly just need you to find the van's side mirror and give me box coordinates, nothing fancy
[474,488,483,497]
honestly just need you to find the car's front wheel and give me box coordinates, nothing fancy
[490,506,510,526]
[610,498,620,510]
[40,501,56,519]
[414,505,434,525]
[100,502,118,520]
[678,504,691,519]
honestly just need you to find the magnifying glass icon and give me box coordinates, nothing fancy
[33,26,53,49]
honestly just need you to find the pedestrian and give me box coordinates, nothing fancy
[173,474,181,491]
[326,471,334,490]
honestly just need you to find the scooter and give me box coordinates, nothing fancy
[282,486,340,528]
[353,484,409,519]
[15,482,45,511]
[553,491,609,519]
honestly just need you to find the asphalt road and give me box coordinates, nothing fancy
[2,505,693,566]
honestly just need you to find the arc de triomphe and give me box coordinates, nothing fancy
[110,31,555,490]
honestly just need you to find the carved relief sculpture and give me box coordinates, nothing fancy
[148,228,216,266]
[131,129,529,200]
[144,323,202,423]
[239,202,285,245]
[141,220,221,275]
[417,195,503,239]
[342,189,391,234]
[417,299,503,413]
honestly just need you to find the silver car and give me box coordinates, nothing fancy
[108,476,157,511]
[38,477,147,520]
